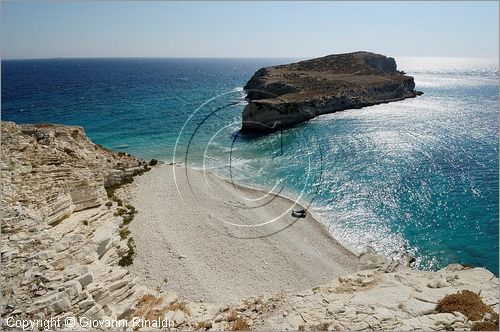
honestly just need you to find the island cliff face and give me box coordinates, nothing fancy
[242,51,422,132]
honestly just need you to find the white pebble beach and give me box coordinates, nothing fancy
[128,164,357,304]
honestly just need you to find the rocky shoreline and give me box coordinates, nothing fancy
[1,121,498,331]
[242,51,422,132]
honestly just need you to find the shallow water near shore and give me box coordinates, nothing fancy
[2,57,498,274]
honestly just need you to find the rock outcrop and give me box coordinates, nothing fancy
[1,122,151,323]
[206,264,499,331]
[242,51,422,132]
[135,264,499,331]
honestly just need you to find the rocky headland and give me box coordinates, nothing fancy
[242,51,422,132]
[1,121,498,331]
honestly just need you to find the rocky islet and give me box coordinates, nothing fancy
[242,51,422,132]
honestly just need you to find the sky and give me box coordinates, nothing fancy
[1,1,498,59]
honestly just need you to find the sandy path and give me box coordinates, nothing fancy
[128,164,357,304]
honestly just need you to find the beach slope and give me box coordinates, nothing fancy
[128,164,357,304]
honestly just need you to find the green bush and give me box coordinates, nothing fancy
[119,227,130,240]
[118,238,135,266]
[114,207,128,217]
[122,213,134,225]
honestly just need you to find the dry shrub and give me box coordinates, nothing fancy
[436,290,495,321]
[472,319,499,331]
[270,291,286,302]
[310,322,330,331]
[133,294,190,321]
[166,301,191,315]
[145,307,171,321]
[34,123,56,128]
[195,320,213,330]
[227,310,239,322]
[231,317,250,331]
[332,276,377,294]
[436,289,499,331]
[134,294,163,318]
[297,322,330,331]
[244,297,265,306]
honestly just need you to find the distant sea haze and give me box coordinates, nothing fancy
[2,57,498,274]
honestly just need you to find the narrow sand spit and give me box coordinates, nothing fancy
[129,164,357,304]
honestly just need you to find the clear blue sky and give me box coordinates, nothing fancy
[2,1,498,59]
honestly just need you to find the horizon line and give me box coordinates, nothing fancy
[2,55,499,61]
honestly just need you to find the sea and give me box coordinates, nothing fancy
[2,57,498,274]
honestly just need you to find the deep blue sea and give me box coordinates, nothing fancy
[2,57,498,274]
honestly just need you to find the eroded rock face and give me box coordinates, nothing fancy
[242,51,422,132]
[1,122,150,323]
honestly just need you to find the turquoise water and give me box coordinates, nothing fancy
[2,57,498,273]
